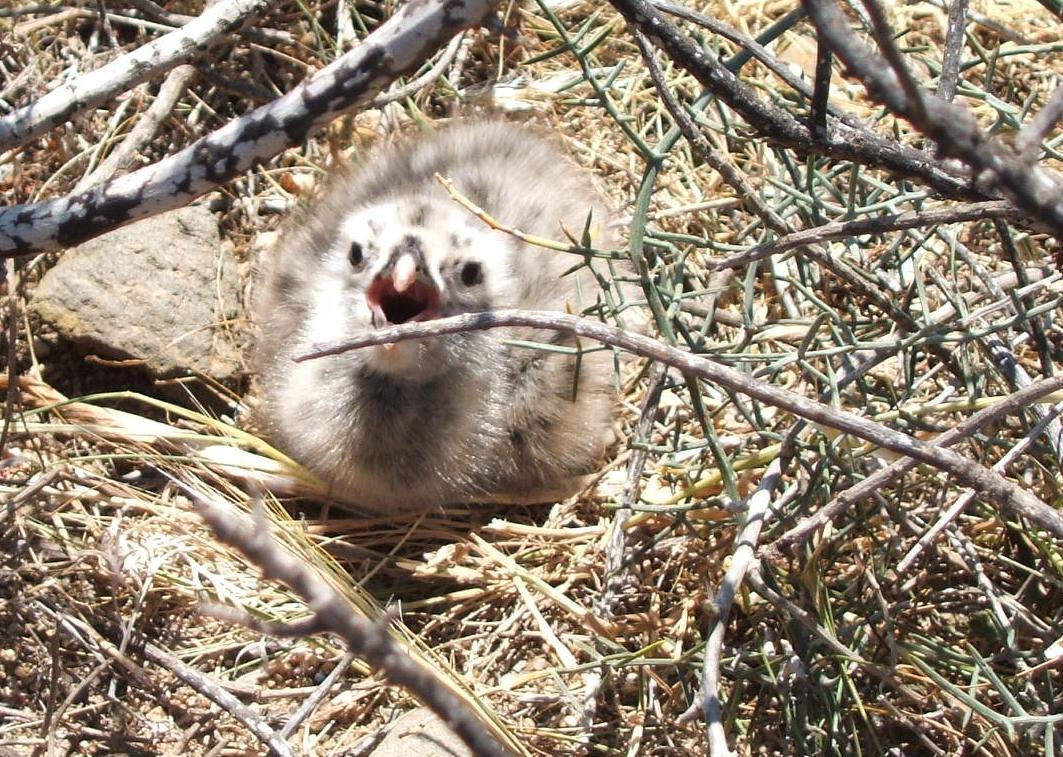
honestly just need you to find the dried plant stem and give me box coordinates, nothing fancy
[75,65,197,191]
[371,32,465,108]
[278,651,357,740]
[142,632,296,757]
[584,361,667,734]
[435,173,616,256]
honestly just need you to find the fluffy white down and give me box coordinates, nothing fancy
[253,120,637,512]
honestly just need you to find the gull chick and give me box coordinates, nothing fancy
[253,121,633,511]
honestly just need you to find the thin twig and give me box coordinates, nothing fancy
[75,65,197,191]
[923,0,1030,43]
[707,201,1020,271]
[141,635,296,757]
[435,174,619,256]
[896,401,1063,573]
[811,41,832,137]
[124,0,295,45]
[278,651,357,740]
[1016,85,1063,163]
[937,0,969,103]
[650,2,831,118]
[0,259,18,457]
[297,309,1063,540]
[371,33,465,108]
[703,461,796,757]
[584,361,667,733]
[763,373,1063,559]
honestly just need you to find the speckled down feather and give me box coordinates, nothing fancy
[253,120,636,511]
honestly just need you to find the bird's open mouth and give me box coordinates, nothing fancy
[366,276,440,326]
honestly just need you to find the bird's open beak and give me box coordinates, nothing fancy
[366,252,441,347]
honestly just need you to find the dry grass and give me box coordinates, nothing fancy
[2,0,1063,754]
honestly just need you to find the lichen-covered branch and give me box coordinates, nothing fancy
[0,0,498,255]
[0,0,276,152]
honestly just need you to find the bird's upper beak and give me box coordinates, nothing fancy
[366,251,440,330]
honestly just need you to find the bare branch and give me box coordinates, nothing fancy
[801,0,1063,238]
[924,0,1030,43]
[123,0,295,45]
[650,1,822,108]
[857,0,930,124]
[278,651,357,740]
[707,200,1021,271]
[608,0,977,199]
[896,400,1063,573]
[0,0,498,255]
[140,630,296,757]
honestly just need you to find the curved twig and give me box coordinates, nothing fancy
[297,309,1063,541]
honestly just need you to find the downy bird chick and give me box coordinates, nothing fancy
[254,120,634,512]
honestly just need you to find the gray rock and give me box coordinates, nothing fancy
[31,205,247,383]
[371,707,472,757]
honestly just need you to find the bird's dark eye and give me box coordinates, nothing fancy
[460,261,482,286]
[348,241,365,269]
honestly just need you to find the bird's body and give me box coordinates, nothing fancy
[253,121,633,511]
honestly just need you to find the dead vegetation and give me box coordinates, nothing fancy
[1,0,1062,754]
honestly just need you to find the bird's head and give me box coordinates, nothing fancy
[302,197,513,378]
